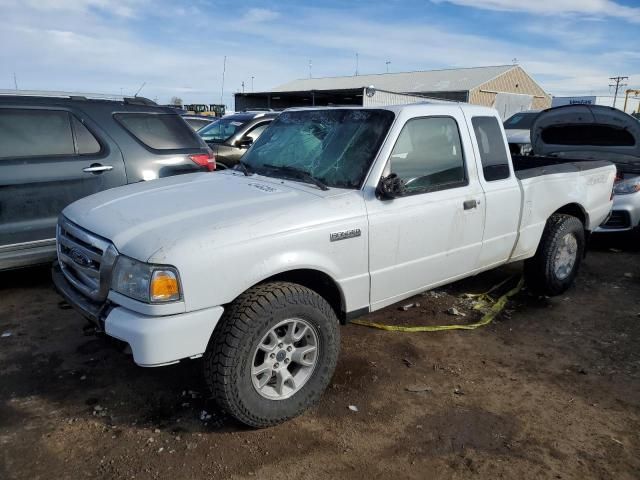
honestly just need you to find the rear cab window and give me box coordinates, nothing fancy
[471,116,511,181]
[115,113,201,150]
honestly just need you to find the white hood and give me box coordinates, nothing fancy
[63,171,355,262]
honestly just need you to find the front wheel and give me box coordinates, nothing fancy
[524,214,585,296]
[203,282,340,428]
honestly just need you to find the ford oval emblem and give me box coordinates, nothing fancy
[69,248,92,267]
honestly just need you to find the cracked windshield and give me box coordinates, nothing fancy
[242,109,395,189]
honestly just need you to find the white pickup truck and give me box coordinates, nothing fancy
[53,103,616,427]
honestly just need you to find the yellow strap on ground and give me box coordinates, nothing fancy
[351,276,524,332]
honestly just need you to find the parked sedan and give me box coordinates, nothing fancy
[597,165,640,237]
[198,112,278,168]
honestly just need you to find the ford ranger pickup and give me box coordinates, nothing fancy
[53,103,616,427]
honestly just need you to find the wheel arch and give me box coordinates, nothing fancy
[248,269,347,323]
[553,203,588,229]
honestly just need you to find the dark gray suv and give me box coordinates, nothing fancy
[0,92,213,270]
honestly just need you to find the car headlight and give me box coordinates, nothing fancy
[111,256,181,303]
[613,176,640,195]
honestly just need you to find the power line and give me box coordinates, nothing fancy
[609,75,628,107]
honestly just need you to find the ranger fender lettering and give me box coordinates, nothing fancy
[330,228,362,242]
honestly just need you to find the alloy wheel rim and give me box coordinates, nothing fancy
[251,318,319,400]
[553,233,578,280]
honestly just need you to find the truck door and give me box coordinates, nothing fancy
[366,109,486,311]
[0,106,127,251]
[464,114,521,268]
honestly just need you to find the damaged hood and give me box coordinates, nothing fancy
[531,105,640,163]
[62,171,358,262]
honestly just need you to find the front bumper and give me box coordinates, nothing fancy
[53,262,224,367]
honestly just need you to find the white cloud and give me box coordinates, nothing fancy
[0,0,146,18]
[242,8,280,23]
[0,1,637,103]
[433,0,640,22]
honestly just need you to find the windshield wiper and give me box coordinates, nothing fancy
[262,164,329,191]
[234,161,253,176]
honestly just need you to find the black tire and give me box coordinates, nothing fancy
[524,214,585,296]
[203,281,340,428]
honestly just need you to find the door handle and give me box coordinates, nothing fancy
[83,164,113,173]
[463,199,478,210]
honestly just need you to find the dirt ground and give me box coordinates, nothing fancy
[1,234,639,480]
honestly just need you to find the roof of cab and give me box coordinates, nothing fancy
[283,102,499,117]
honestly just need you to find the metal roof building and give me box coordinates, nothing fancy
[235,65,551,118]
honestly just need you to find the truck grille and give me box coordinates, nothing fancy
[600,211,631,230]
[57,217,118,302]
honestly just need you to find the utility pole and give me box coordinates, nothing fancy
[309,59,312,79]
[385,60,390,73]
[355,53,359,76]
[13,72,18,90]
[251,76,254,92]
[220,55,227,105]
[609,75,628,108]
[241,81,245,94]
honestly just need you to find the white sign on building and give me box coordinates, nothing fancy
[551,96,596,107]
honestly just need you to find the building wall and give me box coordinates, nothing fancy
[363,89,453,106]
[469,66,551,110]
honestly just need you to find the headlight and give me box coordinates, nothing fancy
[111,256,181,303]
[613,176,640,195]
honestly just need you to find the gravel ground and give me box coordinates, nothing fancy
[1,234,638,480]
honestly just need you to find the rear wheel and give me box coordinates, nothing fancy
[524,214,585,296]
[203,282,340,428]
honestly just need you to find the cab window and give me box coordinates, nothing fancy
[389,116,467,194]
[472,116,511,181]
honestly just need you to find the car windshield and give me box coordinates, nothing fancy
[242,109,395,189]
[198,117,248,142]
[503,112,539,130]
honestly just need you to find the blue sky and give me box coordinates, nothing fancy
[1,0,639,107]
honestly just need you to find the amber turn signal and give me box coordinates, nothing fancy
[150,270,180,302]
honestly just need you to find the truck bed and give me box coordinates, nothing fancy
[512,155,612,180]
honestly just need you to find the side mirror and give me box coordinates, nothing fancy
[377,173,406,200]
[236,136,254,149]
